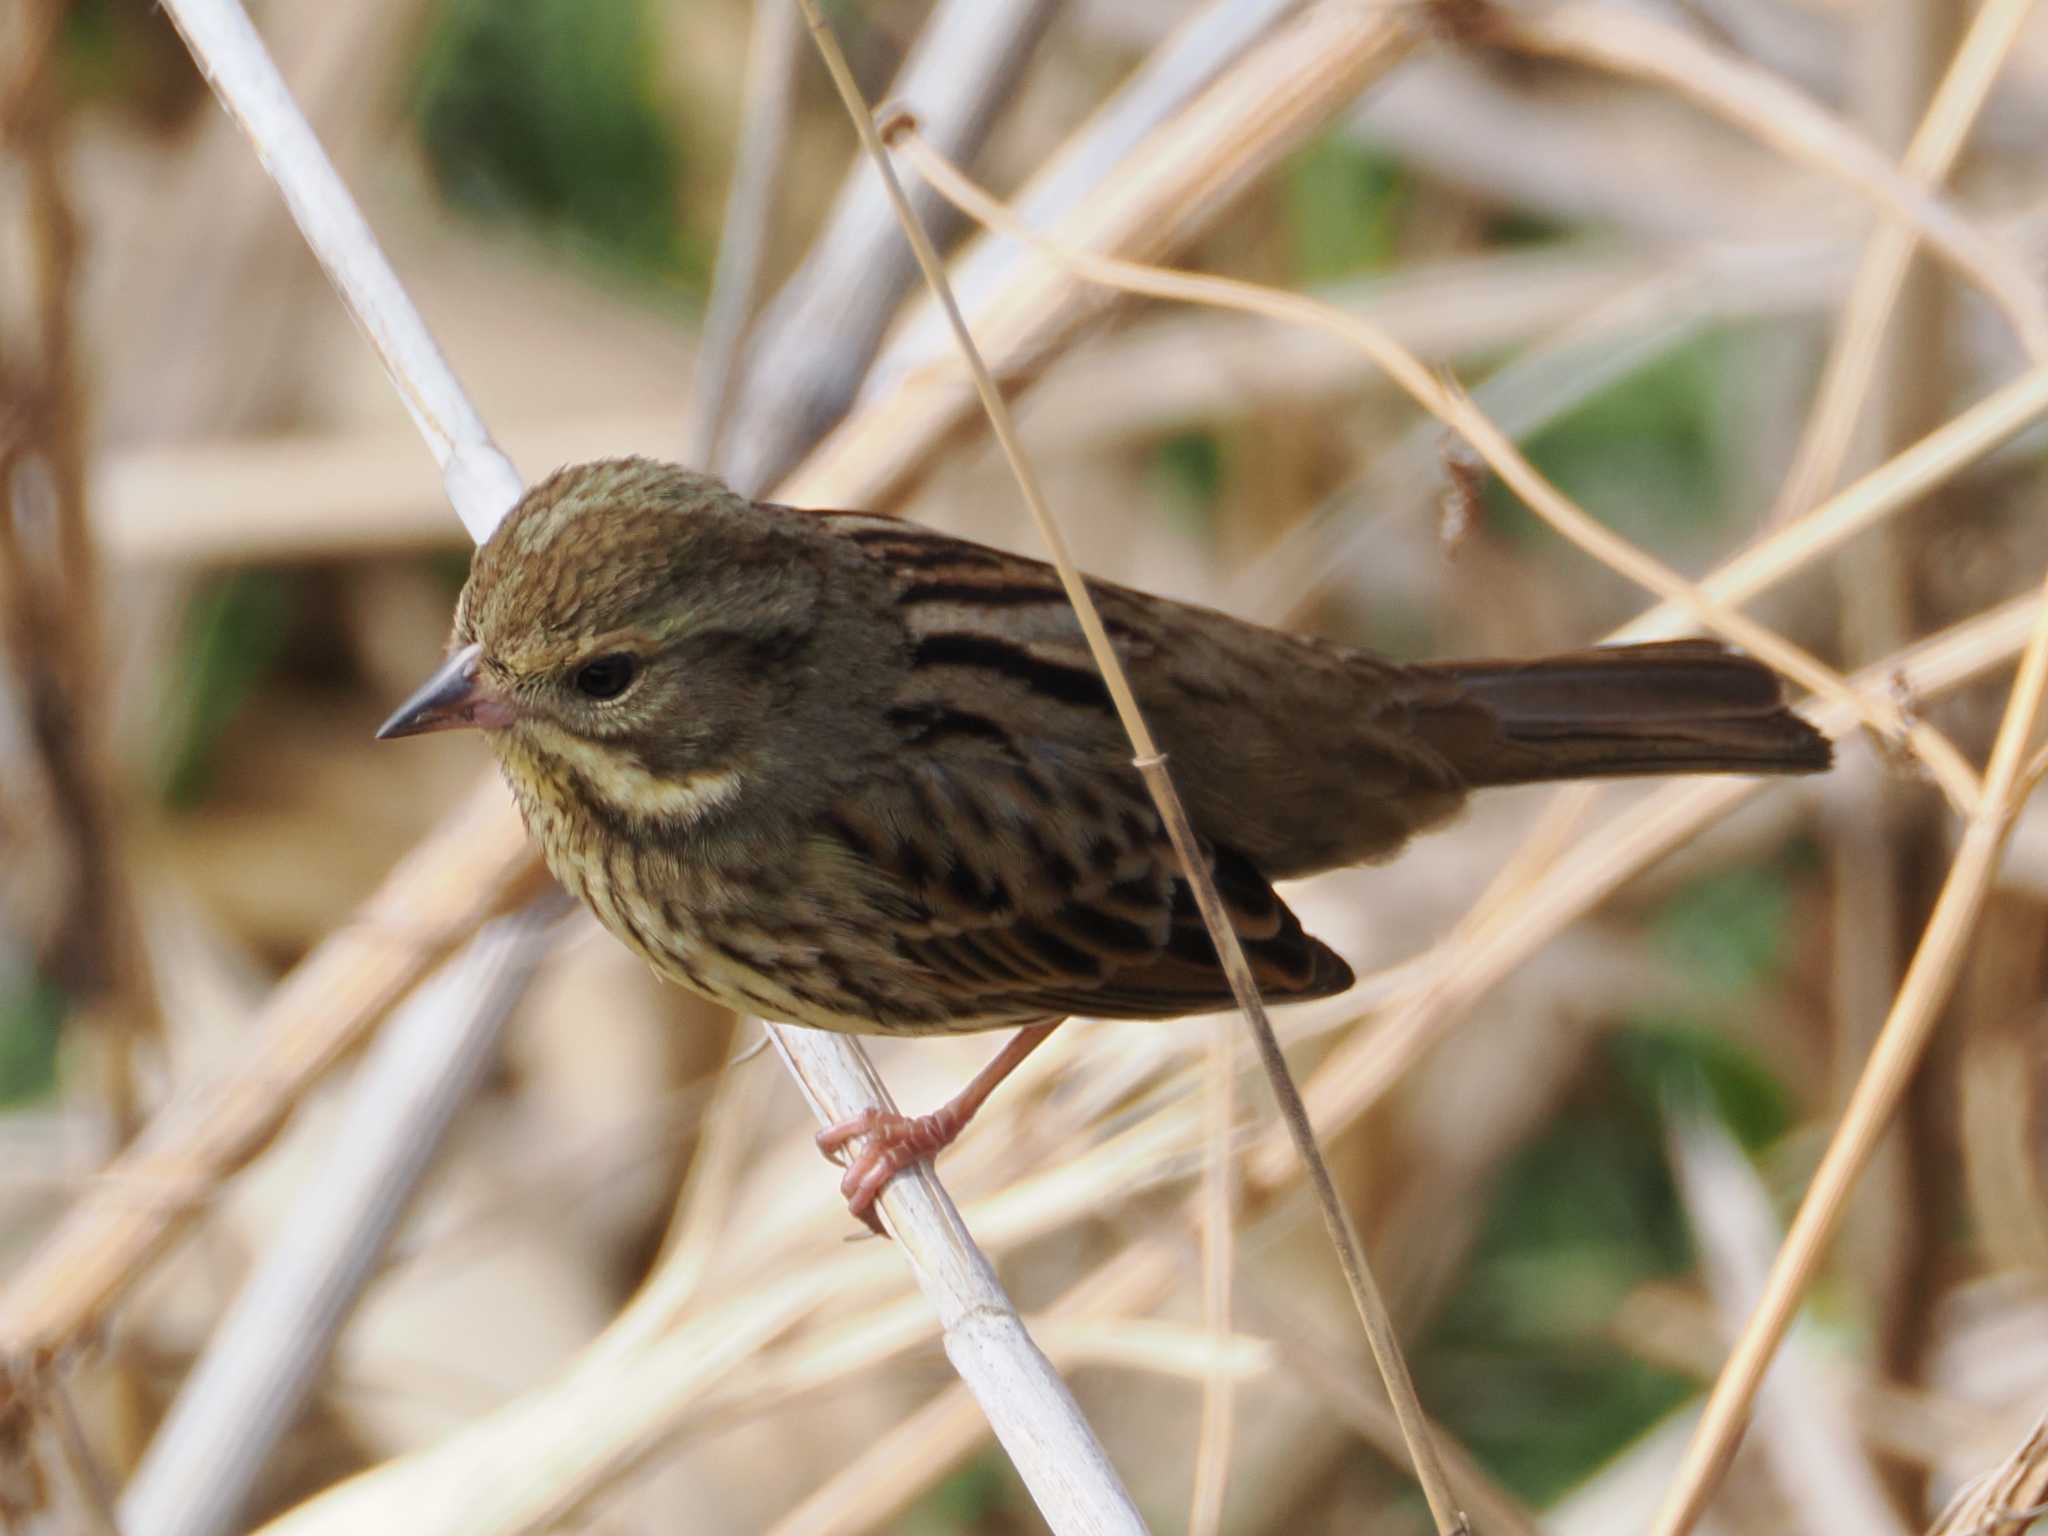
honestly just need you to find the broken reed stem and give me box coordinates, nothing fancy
[794,6,1468,1532]
[891,129,1985,813]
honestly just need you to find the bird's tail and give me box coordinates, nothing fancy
[1415,640,1832,788]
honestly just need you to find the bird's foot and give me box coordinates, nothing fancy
[814,1104,969,1237]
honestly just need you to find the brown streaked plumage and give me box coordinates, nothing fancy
[379,457,1831,1225]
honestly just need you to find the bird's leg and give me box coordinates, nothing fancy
[815,1021,1061,1236]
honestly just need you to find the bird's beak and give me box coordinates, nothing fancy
[376,642,515,739]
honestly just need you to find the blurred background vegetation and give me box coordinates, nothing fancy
[5,1,2048,1532]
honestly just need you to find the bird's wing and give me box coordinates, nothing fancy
[804,507,1473,878]
[821,743,1353,1024]
[797,508,1354,1021]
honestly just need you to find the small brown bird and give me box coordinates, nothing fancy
[380,458,1830,1229]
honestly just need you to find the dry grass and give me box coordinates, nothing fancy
[5,0,2048,1532]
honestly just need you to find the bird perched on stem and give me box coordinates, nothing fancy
[380,457,1831,1231]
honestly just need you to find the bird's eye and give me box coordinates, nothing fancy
[572,653,637,701]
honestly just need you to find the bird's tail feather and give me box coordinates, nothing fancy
[1417,640,1832,787]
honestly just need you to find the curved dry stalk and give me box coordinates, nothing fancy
[1652,576,2048,1535]
[1485,0,2048,356]
[1768,0,2045,525]
[891,130,1984,812]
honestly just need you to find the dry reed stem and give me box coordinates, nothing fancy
[781,0,1422,510]
[1485,1,2048,355]
[1654,586,2048,1533]
[153,0,522,539]
[119,903,562,1536]
[1189,1005,1236,1536]
[0,775,548,1372]
[766,1025,1145,1536]
[765,1254,1166,1536]
[681,0,801,469]
[862,0,1316,397]
[1242,209,2048,626]
[810,7,1465,1529]
[1614,1286,2014,1470]
[1928,1413,2048,1535]
[893,131,1984,811]
[2,0,158,1143]
[1666,1108,1907,1536]
[1767,0,2045,525]
[718,0,1057,495]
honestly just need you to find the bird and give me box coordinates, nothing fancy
[378,457,1831,1231]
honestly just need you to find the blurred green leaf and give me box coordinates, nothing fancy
[1284,135,1407,283]
[1652,863,1793,997]
[1421,1081,1693,1503]
[899,1449,1022,1534]
[1609,1020,1792,1155]
[1151,428,1227,538]
[1484,208,1572,248]
[1484,331,1733,547]
[413,0,696,286]
[60,0,199,124]
[156,568,294,807]
[0,971,62,1107]
[427,547,476,597]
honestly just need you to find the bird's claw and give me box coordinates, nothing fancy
[815,1107,961,1237]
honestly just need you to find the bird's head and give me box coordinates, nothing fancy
[377,458,857,826]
